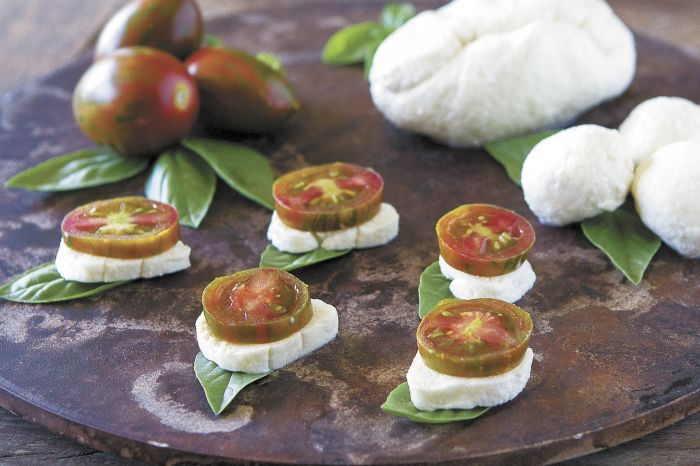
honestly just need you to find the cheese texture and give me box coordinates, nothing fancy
[267,202,399,253]
[407,348,533,411]
[439,256,536,303]
[196,299,339,373]
[55,240,191,283]
[369,0,636,147]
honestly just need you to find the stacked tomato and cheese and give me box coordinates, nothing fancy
[408,298,534,410]
[268,162,399,253]
[55,196,191,282]
[437,204,536,303]
[196,267,338,373]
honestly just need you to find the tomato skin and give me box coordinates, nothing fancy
[94,0,202,60]
[61,196,180,259]
[185,47,300,133]
[202,268,312,344]
[436,204,536,277]
[73,47,199,157]
[417,298,532,377]
[273,162,384,232]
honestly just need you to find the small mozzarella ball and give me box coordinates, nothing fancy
[521,125,633,226]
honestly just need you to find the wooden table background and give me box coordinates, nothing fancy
[0,0,698,464]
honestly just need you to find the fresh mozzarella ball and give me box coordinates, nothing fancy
[632,141,700,258]
[196,299,339,373]
[521,125,634,226]
[407,348,533,411]
[439,256,536,303]
[267,203,400,253]
[369,0,636,147]
[55,240,191,283]
[619,97,700,164]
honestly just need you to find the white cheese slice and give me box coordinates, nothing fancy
[196,298,339,374]
[406,348,533,411]
[438,256,536,303]
[55,240,191,283]
[267,202,399,253]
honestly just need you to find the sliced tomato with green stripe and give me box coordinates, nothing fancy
[202,267,312,344]
[273,162,383,231]
[61,196,179,259]
[417,298,532,377]
[437,204,535,277]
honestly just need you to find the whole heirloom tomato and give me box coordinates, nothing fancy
[186,47,300,133]
[94,0,202,60]
[73,47,199,157]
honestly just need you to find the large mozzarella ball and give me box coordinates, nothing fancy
[632,141,700,258]
[521,125,634,226]
[619,97,700,164]
[369,0,636,147]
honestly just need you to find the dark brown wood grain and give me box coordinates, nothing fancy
[0,1,699,465]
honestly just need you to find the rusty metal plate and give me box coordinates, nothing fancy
[0,1,698,464]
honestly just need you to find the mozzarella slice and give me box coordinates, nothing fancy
[406,348,533,411]
[267,202,400,253]
[438,256,536,303]
[55,240,191,283]
[196,298,339,374]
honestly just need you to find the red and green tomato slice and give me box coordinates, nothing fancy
[273,162,383,232]
[61,196,180,259]
[202,267,312,344]
[417,298,532,377]
[437,204,535,277]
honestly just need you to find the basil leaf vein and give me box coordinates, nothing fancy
[418,261,453,319]
[260,245,351,271]
[483,130,558,186]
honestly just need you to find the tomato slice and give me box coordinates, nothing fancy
[417,298,532,377]
[273,162,383,231]
[61,196,180,259]
[202,267,312,344]
[436,204,535,277]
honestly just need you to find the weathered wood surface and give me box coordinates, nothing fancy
[0,1,699,465]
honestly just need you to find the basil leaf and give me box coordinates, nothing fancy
[203,34,222,47]
[581,208,661,285]
[0,262,128,304]
[381,3,416,29]
[194,353,270,415]
[4,148,149,192]
[483,130,558,186]
[145,148,216,228]
[381,383,489,424]
[260,245,351,271]
[322,21,386,66]
[363,36,386,79]
[256,52,283,73]
[418,261,452,319]
[183,138,275,210]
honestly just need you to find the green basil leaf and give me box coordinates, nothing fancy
[581,208,661,285]
[183,138,275,210]
[256,52,284,73]
[322,21,386,66]
[259,245,351,271]
[194,352,270,415]
[381,383,489,424]
[0,262,128,304]
[483,130,558,186]
[145,148,216,228]
[418,261,453,319]
[363,36,386,79]
[203,34,222,47]
[4,148,149,192]
[380,3,416,29]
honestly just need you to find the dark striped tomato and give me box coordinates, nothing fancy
[417,298,532,377]
[61,196,180,259]
[94,0,202,60]
[202,268,312,344]
[73,47,199,157]
[437,204,535,277]
[273,162,383,231]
